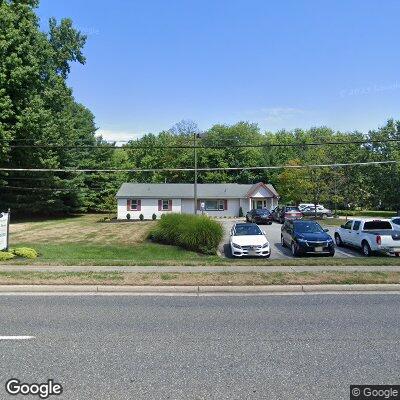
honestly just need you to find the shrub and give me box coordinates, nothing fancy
[126,214,131,220]
[139,214,144,221]
[152,213,157,221]
[239,207,244,217]
[11,247,39,259]
[0,251,15,261]
[337,210,397,218]
[149,213,223,255]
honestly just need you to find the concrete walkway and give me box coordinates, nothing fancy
[1,264,400,273]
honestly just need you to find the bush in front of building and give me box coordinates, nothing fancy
[149,214,223,255]
[152,214,157,220]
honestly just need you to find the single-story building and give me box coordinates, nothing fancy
[116,182,279,220]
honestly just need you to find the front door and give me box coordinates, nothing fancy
[252,199,270,210]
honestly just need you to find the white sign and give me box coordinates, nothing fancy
[0,213,9,251]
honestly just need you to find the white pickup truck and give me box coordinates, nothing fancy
[335,219,400,256]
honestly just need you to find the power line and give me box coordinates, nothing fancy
[0,160,397,173]
[6,138,400,150]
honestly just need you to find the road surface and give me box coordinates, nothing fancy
[1,294,399,399]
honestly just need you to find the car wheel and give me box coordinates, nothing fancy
[291,242,300,257]
[335,233,343,247]
[329,251,335,257]
[281,235,286,248]
[362,241,372,257]
[265,253,271,258]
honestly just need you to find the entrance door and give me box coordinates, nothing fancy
[253,199,268,209]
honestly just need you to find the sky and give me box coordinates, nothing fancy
[37,0,400,141]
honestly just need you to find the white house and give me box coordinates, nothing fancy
[116,182,279,220]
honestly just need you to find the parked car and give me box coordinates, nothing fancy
[230,223,271,257]
[272,206,303,224]
[391,217,400,229]
[335,219,400,257]
[246,208,273,225]
[301,206,333,218]
[298,203,324,211]
[281,220,335,257]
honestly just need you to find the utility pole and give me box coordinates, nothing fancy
[194,131,198,214]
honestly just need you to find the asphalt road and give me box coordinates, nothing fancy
[220,219,361,259]
[1,294,399,400]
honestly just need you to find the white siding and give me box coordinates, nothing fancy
[181,199,194,214]
[251,186,274,198]
[118,198,181,220]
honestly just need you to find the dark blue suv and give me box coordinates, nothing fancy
[281,220,335,257]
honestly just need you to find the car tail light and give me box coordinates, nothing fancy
[376,235,381,245]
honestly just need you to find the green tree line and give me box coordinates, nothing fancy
[0,1,399,215]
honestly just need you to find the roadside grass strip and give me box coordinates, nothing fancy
[1,271,400,286]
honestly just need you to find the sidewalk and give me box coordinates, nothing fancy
[1,264,400,273]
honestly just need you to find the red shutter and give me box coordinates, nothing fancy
[137,200,141,211]
[224,200,228,210]
[197,200,201,210]
[127,199,131,211]
[158,200,162,211]
[169,199,173,211]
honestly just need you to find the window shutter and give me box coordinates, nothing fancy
[158,200,162,211]
[169,200,173,211]
[137,200,141,211]
[127,199,131,211]
[224,200,228,210]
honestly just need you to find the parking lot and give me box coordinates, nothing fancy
[219,219,362,259]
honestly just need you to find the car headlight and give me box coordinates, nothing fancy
[296,238,307,243]
[262,242,269,248]
[232,243,242,249]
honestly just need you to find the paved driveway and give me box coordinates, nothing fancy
[219,219,361,259]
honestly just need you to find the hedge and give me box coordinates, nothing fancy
[337,210,398,218]
[149,213,223,255]
[0,251,15,261]
[11,247,39,259]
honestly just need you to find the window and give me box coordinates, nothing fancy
[344,221,353,230]
[392,218,400,225]
[128,199,140,211]
[364,221,392,230]
[162,200,170,211]
[353,221,361,231]
[204,200,225,211]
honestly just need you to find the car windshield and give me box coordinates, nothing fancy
[234,225,263,236]
[256,209,270,215]
[294,221,324,233]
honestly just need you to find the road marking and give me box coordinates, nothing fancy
[0,336,34,340]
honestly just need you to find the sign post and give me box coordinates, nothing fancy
[0,209,10,251]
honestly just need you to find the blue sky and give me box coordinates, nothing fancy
[38,0,400,141]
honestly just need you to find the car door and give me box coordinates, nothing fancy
[282,221,293,245]
[340,220,354,244]
[349,220,362,247]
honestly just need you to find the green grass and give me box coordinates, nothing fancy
[1,242,400,266]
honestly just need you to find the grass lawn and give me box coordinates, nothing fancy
[3,214,400,266]
[0,271,400,285]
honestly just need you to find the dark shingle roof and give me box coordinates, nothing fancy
[116,183,279,199]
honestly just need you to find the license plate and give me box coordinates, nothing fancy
[315,247,324,252]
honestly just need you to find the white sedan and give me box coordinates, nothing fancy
[230,223,271,257]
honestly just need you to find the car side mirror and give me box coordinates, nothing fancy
[324,228,329,232]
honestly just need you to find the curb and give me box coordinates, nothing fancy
[0,284,399,294]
